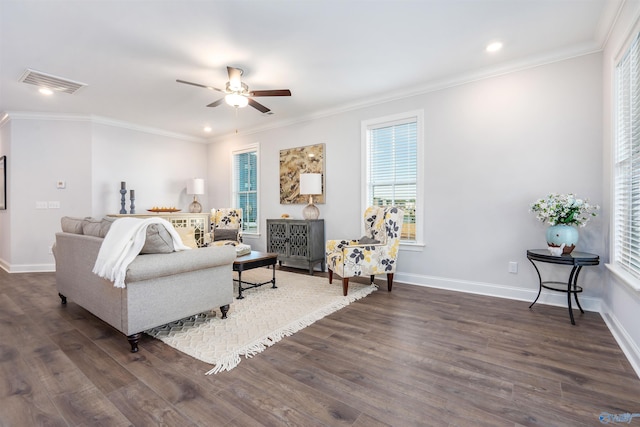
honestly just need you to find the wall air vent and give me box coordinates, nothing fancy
[19,69,87,94]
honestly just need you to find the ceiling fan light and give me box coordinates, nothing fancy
[225,93,248,108]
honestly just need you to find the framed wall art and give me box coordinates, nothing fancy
[279,143,325,204]
[0,156,5,210]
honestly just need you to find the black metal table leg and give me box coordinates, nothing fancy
[271,264,277,289]
[528,258,543,309]
[567,266,577,325]
[237,270,244,299]
[572,266,585,314]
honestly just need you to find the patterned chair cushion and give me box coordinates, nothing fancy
[326,206,404,280]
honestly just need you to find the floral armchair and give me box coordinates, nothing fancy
[208,208,251,256]
[326,206,404,296]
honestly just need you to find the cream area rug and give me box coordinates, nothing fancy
[145,268,377,375]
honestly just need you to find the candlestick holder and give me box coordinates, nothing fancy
[130,192,136,214]
[120,188,127,214]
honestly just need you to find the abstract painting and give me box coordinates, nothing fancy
[279,144,325,204]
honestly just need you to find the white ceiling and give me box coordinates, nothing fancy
[0,0,622,141]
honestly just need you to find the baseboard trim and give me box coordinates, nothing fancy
[393,272,601,312]
[600,301,640,379]
[2,262,56,273]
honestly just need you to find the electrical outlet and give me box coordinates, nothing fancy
[508,261,518,274]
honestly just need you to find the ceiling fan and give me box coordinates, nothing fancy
[177,66,291,114]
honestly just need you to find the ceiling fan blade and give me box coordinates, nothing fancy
[176,79,223,92]
[248,98,271,114]
[250,89,292,97]
[206,98,225,108]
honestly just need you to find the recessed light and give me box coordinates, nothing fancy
[204,126,212,133]
[39,87,54,95]
[486,41,503,53]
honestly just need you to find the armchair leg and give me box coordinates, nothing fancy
[370,275,375,284]
[386,273,394,292]
[328,269,333,284]
[342,277,349,296]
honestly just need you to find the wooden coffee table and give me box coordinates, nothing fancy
[233,251,278,299]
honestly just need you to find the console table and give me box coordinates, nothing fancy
[526,249,599,325]
[267,219,325,274]
[108,213,211,247]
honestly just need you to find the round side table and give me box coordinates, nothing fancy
[526,249,599,325]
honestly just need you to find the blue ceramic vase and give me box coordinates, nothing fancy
[546,224,579,254]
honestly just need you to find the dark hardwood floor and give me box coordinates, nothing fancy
[1,267,639,426]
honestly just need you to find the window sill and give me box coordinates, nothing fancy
[400,242,425,252]
[242,232,261,239]
[605,263,640,292]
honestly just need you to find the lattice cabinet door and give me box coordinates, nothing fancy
[167,215,209,247]
[266,219,325,275]
[267,221,289,257]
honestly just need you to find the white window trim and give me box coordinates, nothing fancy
[231,143,260,236]
[611,24,640,289]
[361,109,424,249]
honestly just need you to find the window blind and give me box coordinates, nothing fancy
[233,149,258,233]
[614,32,640,279]
[366,118,417,241]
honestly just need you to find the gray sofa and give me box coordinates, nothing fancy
[53,217,237,352]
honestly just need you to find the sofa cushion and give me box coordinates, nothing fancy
[61,216,89,234]
[82,218,103,237]
[140,224,175,254]
[100,217,117,237]
[213,228,238,242]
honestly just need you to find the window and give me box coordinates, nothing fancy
[614,32,640,280]
[232,145,259,233]
[362,110,423,244]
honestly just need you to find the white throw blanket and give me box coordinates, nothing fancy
[92,217,191,288]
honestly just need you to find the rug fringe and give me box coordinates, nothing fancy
[205,283,377,374]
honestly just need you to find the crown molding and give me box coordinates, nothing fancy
[209,45,604,142]
[0,111,206,143]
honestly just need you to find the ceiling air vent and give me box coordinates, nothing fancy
[19,69,87,94]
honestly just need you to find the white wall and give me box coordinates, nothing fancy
[3,117,93,272]
[0,115,208,272]
[0,118,11,270]
[91,122,208,217]
[600,0,640,377]
[208,53,604,309]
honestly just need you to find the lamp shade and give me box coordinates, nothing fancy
[187,178,205,195]
[300,173,322,195]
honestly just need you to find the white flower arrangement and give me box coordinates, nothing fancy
[530,193,599,227]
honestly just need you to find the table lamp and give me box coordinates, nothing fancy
[300,173,322,220]
[187,178,204,213]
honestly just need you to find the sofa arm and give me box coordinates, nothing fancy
[126,245,236,283]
